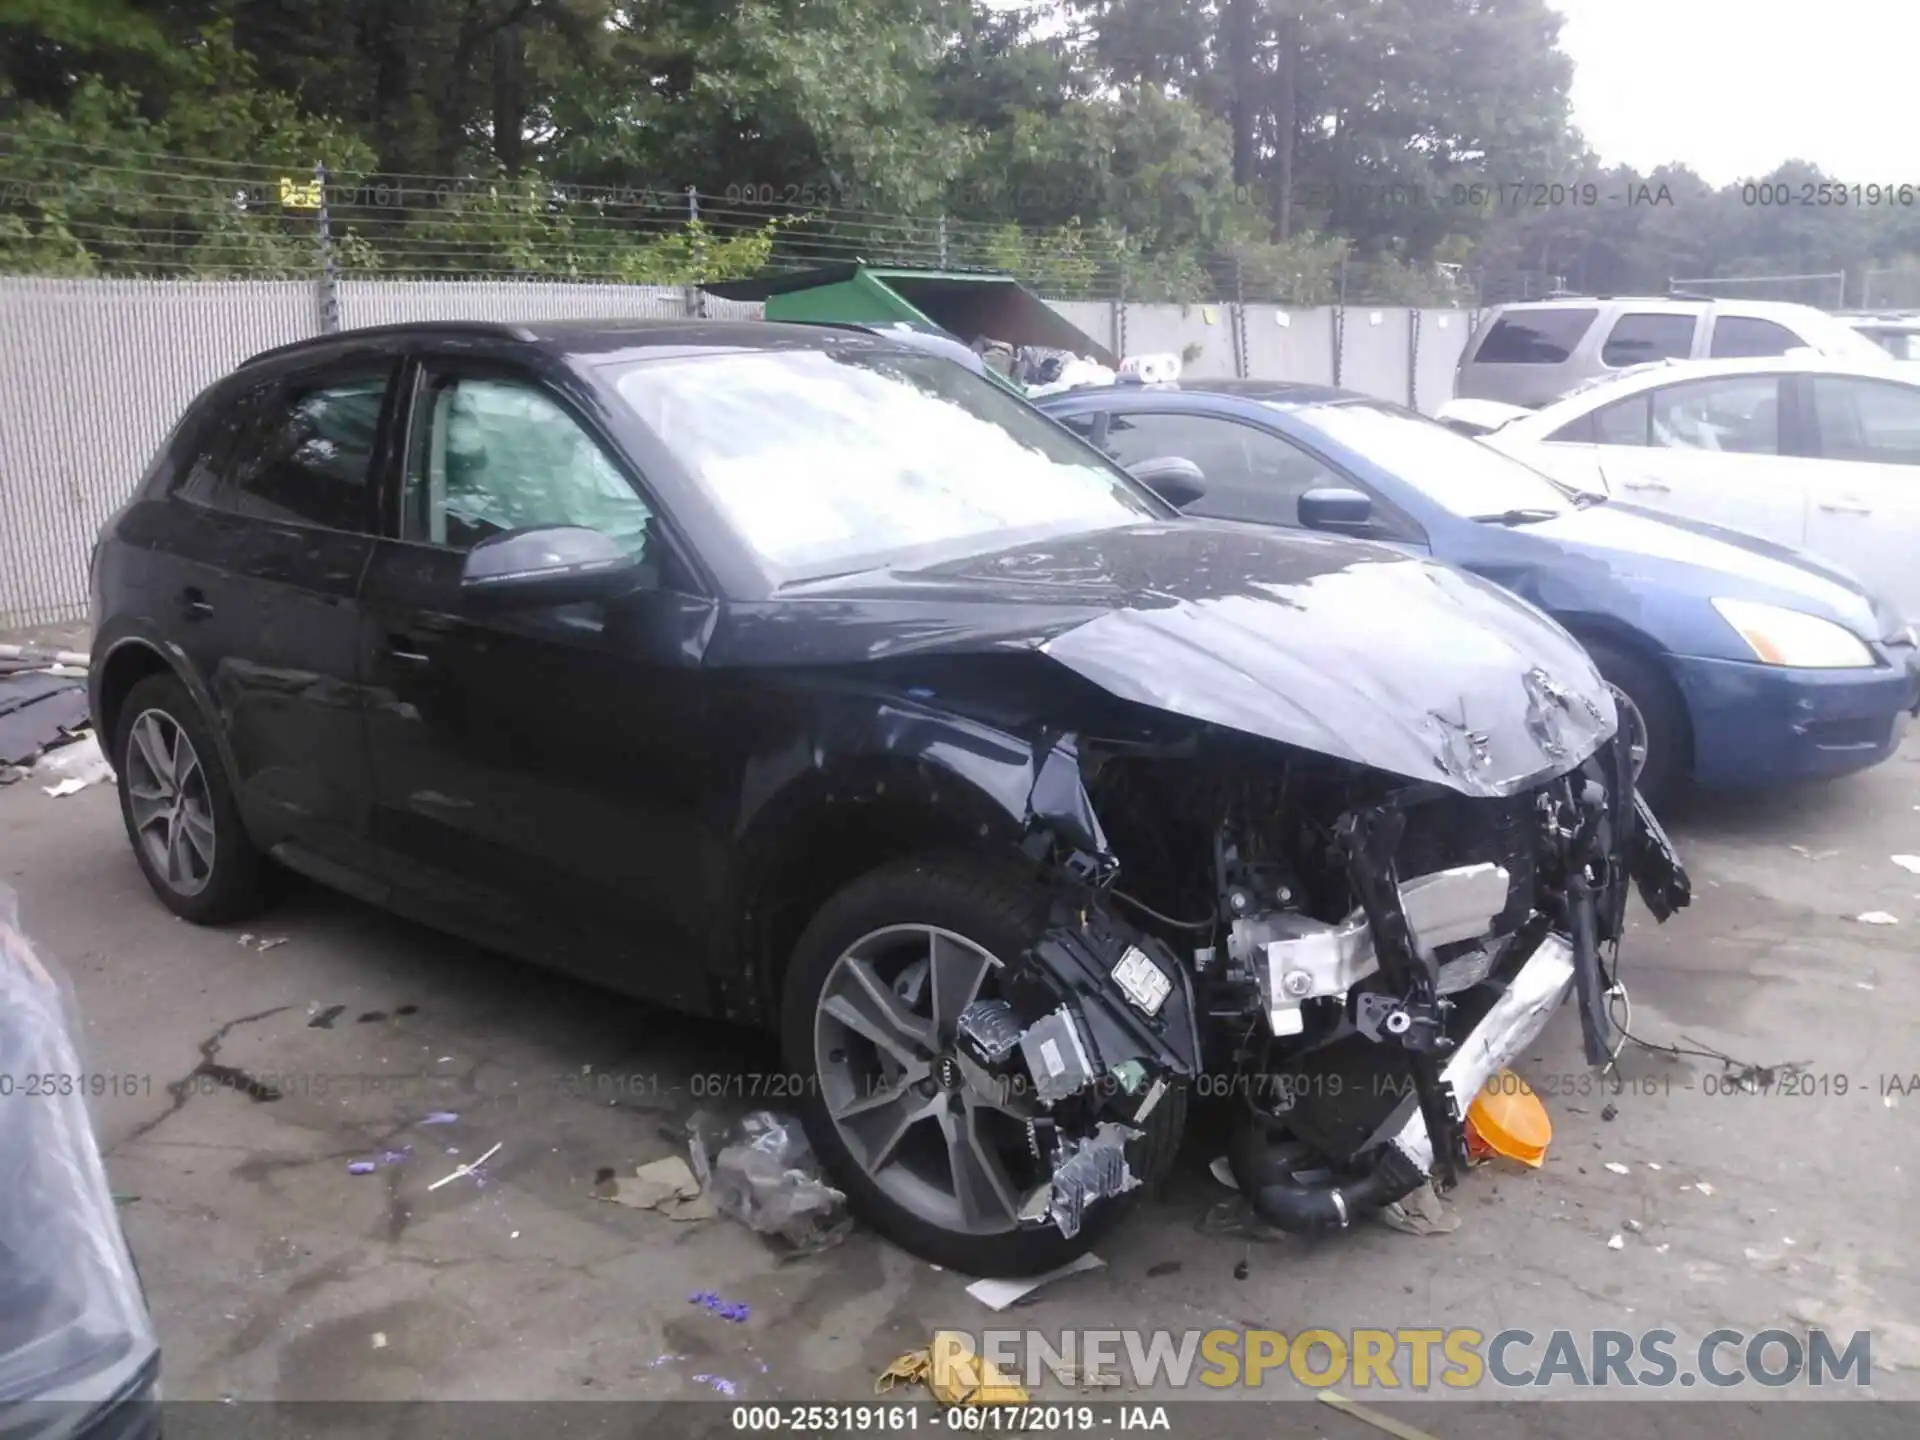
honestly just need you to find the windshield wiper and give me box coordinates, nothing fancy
[1469,507,1561,526]
[1569,489,1608,508]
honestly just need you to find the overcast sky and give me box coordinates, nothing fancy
[1548,0,1908,184]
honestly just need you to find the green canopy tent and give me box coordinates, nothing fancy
[701,264,1115,368]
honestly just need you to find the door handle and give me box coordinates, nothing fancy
[386,634,432,665]
[179,587,213,620]
[1619,479,1670,493]
[1818,501,1873,516]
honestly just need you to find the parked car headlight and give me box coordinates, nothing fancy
[0,892,159,1431]
[1710,598,1876,669]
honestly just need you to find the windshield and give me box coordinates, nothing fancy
[1287,400,1576,521]
[610,348,1158,575]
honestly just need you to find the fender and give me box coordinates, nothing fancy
[720,697,1112,1025]
[89,618,246,803]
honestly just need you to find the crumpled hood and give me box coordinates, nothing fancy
[734,522,1617,796]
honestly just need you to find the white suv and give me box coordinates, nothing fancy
[1455,296,1894,408]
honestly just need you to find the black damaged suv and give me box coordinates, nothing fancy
[89,320,1687,1274]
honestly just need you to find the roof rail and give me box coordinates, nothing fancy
[238,320,529,368]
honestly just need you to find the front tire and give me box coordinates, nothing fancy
[781,853,1183,1276]
[1583,638,1686,808]
[112,673,265,924]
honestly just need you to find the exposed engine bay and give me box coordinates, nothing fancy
[967,723,1691,1238]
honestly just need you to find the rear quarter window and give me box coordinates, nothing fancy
[1601,313,1697,368]
[1472,309,1600,364]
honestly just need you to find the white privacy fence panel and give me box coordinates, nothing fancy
[1,278,1469,628]
[0,278,321,629]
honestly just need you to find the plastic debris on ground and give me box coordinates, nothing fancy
[32,732,112,793]
[1607,1233,1626,1250]
[237,934,288,953]
[595,1154,714,1220]
[1207,1155,1238,1191]
[687,1109,850,1254]
[1788,845,1839,861]
[1604,1161,1631,1175]
[1378,1180,1460,1236]
[1855,911,1900,925]
[877,1332,1029,1406]
[348,1145,413,1175]
[418,1111,459,1126]
[964,1252,1105,1311]
[691,1374,739,1397]
[1316,1389,1440,1440]
[688,1291,750,1323]
[1025,357,1118,398]
[1891,855,1920,875]
[428,1141,500,1192]
[1465,1068,1552,1167]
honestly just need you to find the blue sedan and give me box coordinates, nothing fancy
[1038,382,1920,803]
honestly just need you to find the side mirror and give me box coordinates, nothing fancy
[460,525,654,612]
[1125,455,1208,510]
[1298,487,1374,533]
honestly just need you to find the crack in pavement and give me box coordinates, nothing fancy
[111,1005,293,1153]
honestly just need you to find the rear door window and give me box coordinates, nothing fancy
[1473,309,1599,364]
[1709,316,1806,358]
[178,371,391,531]
[1601,313,1697,368]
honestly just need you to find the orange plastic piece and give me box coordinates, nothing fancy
[1465,1069,1551,1167]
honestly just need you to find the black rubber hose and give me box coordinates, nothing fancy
[1226,1114,1429,1232]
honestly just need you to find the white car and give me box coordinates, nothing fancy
[1443,356,1920,621]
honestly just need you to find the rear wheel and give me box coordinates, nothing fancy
[112,674,265,924]
[781,853,1184,1276]
[1582,638,1686,808]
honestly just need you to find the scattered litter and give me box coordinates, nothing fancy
[1887,1094,1900,1109]
[427,1141,500,1192]
[1378,1180,1460,1236]
[370,1332,387,1349]
[348,1145,412,1175]
[1694,1181,1715,1196]
[965,1253,1105,1311]
[307,1004,346,1029]
[1645,1162,1662,1170]
[1656,1244,1670,1254]
[1623,1218,1644,1233]
[877,1332,1029,1406]
[688,1291,750,1323]
[1855,911,1900,926]
[255,936,287,952]
[1232,1259,1250,1280]
[1607,1233,1625,1250]
[595,1154,714,1220]
[1317,1389,1440,1440]
[1891,855,1920,875]
[510,1230,519,1239]
[1208,1155,1238,1190]
[1601,1102,1618,1121]
[689,1110,850,1253]
[1858,982,1877,991]
[691,1374,739,1397]
[1604,1161,1631,1175]
[1788,845,1839,861]
[237,934,287,952]
[41,778,88,798]
[436,1055,453,1063]
[418,1111,459,1126]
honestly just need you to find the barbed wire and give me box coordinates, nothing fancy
[0,139,1488,304]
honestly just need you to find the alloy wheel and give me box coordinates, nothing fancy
[124,709,216,897]
[814,924,1038,1235]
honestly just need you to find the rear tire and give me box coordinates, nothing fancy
[781,853,1185,1276]
[112,674,265,924]
[1582,638,1687,808]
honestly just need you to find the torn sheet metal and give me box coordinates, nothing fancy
[0,671,90,767]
